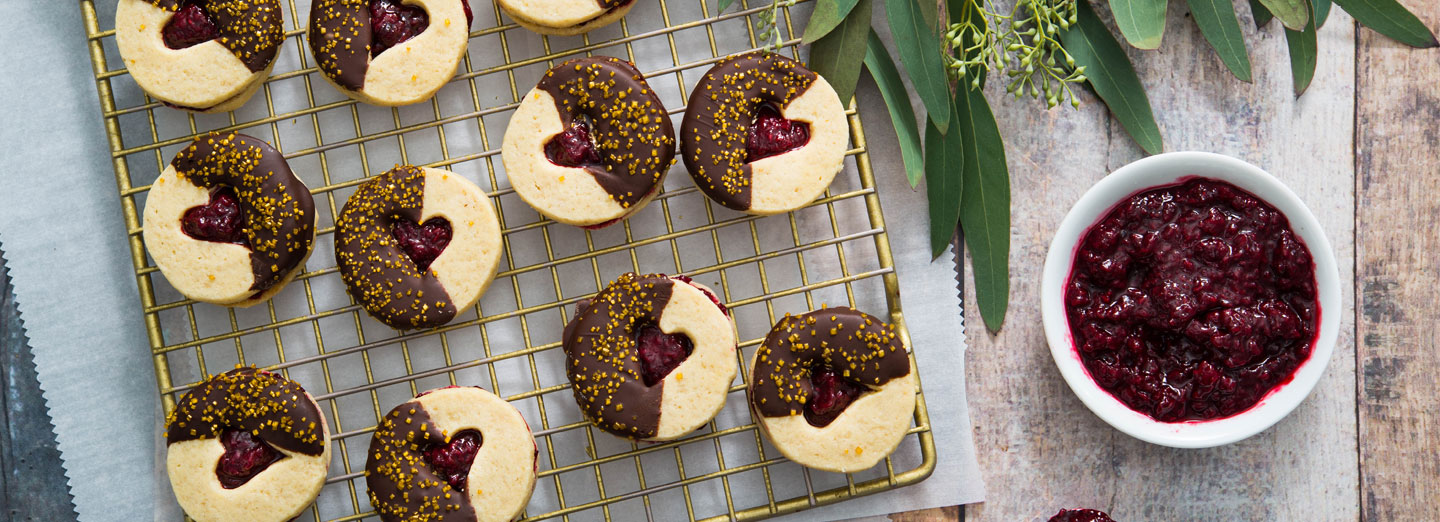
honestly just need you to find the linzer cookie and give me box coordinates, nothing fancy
[165,367,331,522]
[562,273,735,441]
[366,386,538,522]
[501,57,676,228]
[335,165,502,330]
[115,0,285,112]
[680,52,847,215]
[498,0,635,36]
[308,0,474,106]
[142,132,315,307]
[748,307,916,472]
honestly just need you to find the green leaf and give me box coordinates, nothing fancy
[1333,0,1439,48]
[808,0,873,105]
[864,30,925,188]
[1250,0,1274,28]
[1284,11,1318,96]
[925,93,963,259]
[1108,0,1168,49]
[954,84,1010,332]
[719,0,736,13]
[1187,0,1253,82]
[1063,0,1164,155]
[886,0,952,133]
[1257,0,1310,31]
[801,0,863,44]
[1314,0,1332,27]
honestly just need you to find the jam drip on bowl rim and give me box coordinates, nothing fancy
[1065,178,1318,422]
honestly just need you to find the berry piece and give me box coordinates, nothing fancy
[369,0,429,56]
[462,0,473,26]
[391,217,452,272]
[1049,509,1117,522]
[216,429,284,489]
[634,323,692,386]
[163,1,219,50]
[804,367,863,428]
[181,187,249,246]
[544,120,603,168]
[422,429,482,491]
[746,104,810,162]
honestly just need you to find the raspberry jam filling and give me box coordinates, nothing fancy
[1066,178,1318,422]
[216,429,284,489]
[746,103,810,162]
[544,119,603,168]
[163,1,219,50]
[634,322,693,386]
[422,429,482,491]
[803,367,863,428]
[1049,509,1116,522]
[391,217,452,272]
[368,0,473,56]
[181,187,249,246]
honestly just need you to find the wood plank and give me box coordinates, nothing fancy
[1354,2,1440,519]
[963,3,1358,519]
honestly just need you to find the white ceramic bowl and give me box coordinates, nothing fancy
[1040,151,1341,448]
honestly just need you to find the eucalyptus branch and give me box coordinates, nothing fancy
[944,0,1087,109]
[755,0,798,52]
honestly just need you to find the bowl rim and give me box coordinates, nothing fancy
[1039,151,1343,448]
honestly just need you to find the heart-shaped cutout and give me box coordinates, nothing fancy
[422,429,482,491]
[392,217,452,272]
[216,429,284,489]
[803,367,863,428]
[369,0,430,57]
[746,103,810,162]
[634,322,693,386]
[181,187,249,246]
[163,0,219,50]
[544,119,603,168]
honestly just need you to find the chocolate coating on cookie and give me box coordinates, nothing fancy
[172,132,316,293]
[680,52,817,211]
[336,165,456,329]
[166,367,326,456]
[749,307,910,418]
[536,57,675,208]
[308,0,372,91]
[366,399,476,522]
[148,0,285,73]
[561,273,678,439]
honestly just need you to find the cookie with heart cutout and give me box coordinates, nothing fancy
[680,51,848,215]
[366,386,539,522]
[115,0,285,112]
[142,132,316,307]
[335,165,503,329]
[748,307,916,473]
[165,367,331,522]
[562,273,736,441]
[308,0,474,106]
[498,0,635,36]
[501,56,676,228]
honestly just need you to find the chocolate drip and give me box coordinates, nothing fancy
[166,367,326,456]
[172,132,315,293]
[749,307,910,418]
[680,51,817,211]
[536,57,675,208]
[308,0,373,91]
[561,273,677,439]
[365,399,477,522]
[335,165,456,329]
[148,0,285,73]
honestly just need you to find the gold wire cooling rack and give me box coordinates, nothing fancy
[78,0,936,519]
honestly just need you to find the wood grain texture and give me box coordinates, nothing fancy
[1354,2,1440,519]
[962,3,1358,520]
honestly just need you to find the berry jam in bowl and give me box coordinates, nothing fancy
[1040,152,1341,448]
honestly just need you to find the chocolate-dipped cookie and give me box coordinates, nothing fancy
[115,0,285,112]
[680,51,847,215]
[498,0,635,36]
[142,132,316,307]
[366,386,539,522]
[335,165,502,330]
[308,0,473,106]
[501,57,676,228]
[748,307,916,472]
[165,367,331,522]
[563,273,735,441]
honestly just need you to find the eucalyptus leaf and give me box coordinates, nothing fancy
[886,0,952,133]
[801,0,863,44]
[1250,0,1274,28]
[954,84,1010,332]
[1108,0,1168,49]
[808,0,873,105]
[1284,12,1317,96]
[864,30,925,188]
[1063,0,1164,155]
[1314,0,1331,27]
[1188,0,1253,82]
[925,94,963,260]
[1333,0,1439,48]
[1257,0,1310,31]
[719,0,736,13]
